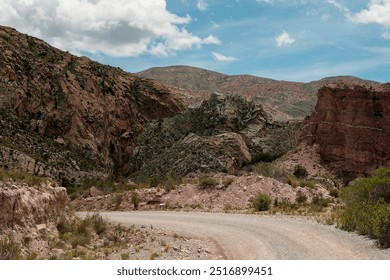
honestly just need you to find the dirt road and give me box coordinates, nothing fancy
[81,211,390,260]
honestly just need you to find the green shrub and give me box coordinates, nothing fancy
[293,164,308,179]
[253,163,289,182]
[0,238,21,260]
[300,180,316,189]
[252,192,272,211]
[113,193,124,210]
[131,191,139,209]
[251,152,279,163]
[198,176,218,189]
[310,194,330,212]
[340,167,390,248]
[329,188,339,198]
[0,169,44,186]
[222,178,234,188]
[89,213,106,236]
[253,162,273,177]
[296,191,307,204]
[57,216,104,248]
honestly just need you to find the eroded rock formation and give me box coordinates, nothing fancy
[300,83,390,179]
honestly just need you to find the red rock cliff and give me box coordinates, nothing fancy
[300,83,390,178]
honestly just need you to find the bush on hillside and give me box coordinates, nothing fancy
[293,164,308,179]
[340,167,390,248]
[252,192,272,211]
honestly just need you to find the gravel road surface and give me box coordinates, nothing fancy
[79,211,390,260]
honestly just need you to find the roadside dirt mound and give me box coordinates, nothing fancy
[71,172,329,212]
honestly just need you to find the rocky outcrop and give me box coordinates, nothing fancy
[132,94,301,180]
[0,25,183,181]
[300,83,390,179]
[0,178,68,257]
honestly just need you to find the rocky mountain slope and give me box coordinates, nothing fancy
[131,94,301,181]
[0,26,184,184]
[300,83,390,181]
[137,65,378,121]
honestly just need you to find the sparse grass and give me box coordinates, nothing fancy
[121,253,129,260]
[287,176,300,188]
[222,178,234,188]
[0,169,45,187]
[253,162,290,183]
[57,214,108,248]
[148,173,183,192]
[295,191,307,204]
[329,188,339,198]
[150,252,159,260]
[0,237,21,260]
[309,194,330,213]
[274,198,300,214]
[198,176,218,189]
[113,193,124,210]
[131,191,139,209]
[300,180,316,189]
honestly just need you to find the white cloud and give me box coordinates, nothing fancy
[276,31,295,47]
[211,52,238,62]
[327,0,350,15]
[0,0,220,57]
[351,0,390,27]
[197,0,208,11]
[202,35,221,45]
[383,32,390,39]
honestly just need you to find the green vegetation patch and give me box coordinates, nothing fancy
[0,169,45,186]
[340,167,390,248]
[252,192,272,211]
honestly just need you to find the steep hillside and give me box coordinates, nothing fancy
[138,65,378,121]
[0,26,184,184]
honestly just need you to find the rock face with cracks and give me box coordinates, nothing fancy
[131,94,301,180]
[300,83,390,180]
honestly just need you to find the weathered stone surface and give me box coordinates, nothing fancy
[0,25,184,181]
[0,179,68,238]
[300,83,390,179]
[131,94,301,180]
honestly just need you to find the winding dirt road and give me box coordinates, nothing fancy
[81,211,390,260]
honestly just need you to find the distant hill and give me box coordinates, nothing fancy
[137,65,379,121]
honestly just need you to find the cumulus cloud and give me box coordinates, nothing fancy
[351,0,390,27]
[276,31,295,47]
[197,0,208,11]
[202,35,221,45]
[0,0,220,57]
[211,52,237,62]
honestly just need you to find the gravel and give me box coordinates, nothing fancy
[89,211,390,260]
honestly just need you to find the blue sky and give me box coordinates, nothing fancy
[1,0,389,82]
